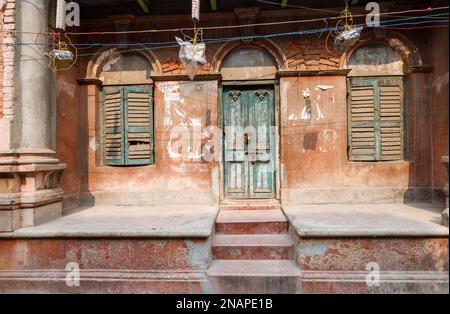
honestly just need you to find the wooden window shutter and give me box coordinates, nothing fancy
[103,85,154,166]
[348,77,377,161]
[348,77,404,162]
[104,87,125,165]
[378,78,404,161]
[123,86,154,165]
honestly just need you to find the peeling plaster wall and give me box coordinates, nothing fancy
[53,30,445,206]
[280,76,411,188]
[280,74,435,204]
[56,65,85,209]
[430,28,449,193]
[81,79,219,206]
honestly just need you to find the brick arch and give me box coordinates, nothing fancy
[210,38,288,74]
[340,31,423,73]
[86,46,163,79]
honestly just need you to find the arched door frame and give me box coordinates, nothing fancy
[213,39,286,202]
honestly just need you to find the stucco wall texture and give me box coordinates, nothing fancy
[0,7,448,206]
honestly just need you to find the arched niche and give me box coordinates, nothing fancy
[211,39,287,80]
[86,47,162,84]
[340,31,423,75]
[221,46,278,80]
[347,43,405,77]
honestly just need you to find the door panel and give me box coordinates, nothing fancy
[223,86,276,199]
[224,90,247,198]
[248,89,276,198]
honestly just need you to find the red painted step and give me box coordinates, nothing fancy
[215,210,288,235]
[212,234,294,260]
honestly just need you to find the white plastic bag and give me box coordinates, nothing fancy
[334,26,363,52]
[175,36,207,80]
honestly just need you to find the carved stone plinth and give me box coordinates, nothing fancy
[0,149,66,232]
[442,156,449,227]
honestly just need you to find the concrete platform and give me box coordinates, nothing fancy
[283,203,449,238]
[0,205,219,238]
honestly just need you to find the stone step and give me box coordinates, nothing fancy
[212,234,294,260]
[207,260,301,293]
[215,210,288,235]
[220,200,281,211]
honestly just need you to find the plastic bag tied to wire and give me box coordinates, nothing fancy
[175,36,207,80]
[333,26,363,52]
[48,49,74,61]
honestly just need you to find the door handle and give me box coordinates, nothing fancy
[251,160,256,165]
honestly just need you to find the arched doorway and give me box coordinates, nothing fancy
[217,45,281,200]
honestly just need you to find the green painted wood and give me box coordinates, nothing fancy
[223,86,276,199]
[103,86,125,166]
[103,85,153,166]
[137,0,150,13]
[124,85,153,165]
[348,77,404,162]
[210,0,218,11]
[249,89,276,198]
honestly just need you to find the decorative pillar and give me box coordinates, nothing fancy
[0,0,66,232]
[442,156,449,227]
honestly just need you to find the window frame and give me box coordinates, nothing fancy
[101,84,155,167]
[347,76,406,162]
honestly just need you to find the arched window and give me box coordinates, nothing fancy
[220,47,278,80]
[99,52,154,166]
[347,43,405,162]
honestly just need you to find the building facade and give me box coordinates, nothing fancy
[0,0,449,293]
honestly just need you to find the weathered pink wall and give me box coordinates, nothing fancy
[82,80,219,204]
[53,31,446,206]
[430,28,449,191]
[280,76,412,189]
[56,68,84,200]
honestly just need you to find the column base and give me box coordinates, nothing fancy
[442,208,449,227]
[0,149,66,232]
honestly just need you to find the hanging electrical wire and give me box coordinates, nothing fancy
[0,5,447,37]
[3,12,447,49]
[0,15,448,66]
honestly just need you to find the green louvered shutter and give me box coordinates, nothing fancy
[123,86,154,165]
[348,77,404,162]
[103,85,154,166]
[378,78,404,161]
[104,87,125,165]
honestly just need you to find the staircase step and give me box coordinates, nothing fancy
[215,210,288,235]
[208,259,300,277]
[207,260,301,293]
[220,201,281,211]
[212,234,294,260]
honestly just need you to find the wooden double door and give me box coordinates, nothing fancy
[223,86,276,199]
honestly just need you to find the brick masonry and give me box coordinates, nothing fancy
[0,0,15,120]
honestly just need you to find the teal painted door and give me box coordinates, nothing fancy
[223,87,276,199]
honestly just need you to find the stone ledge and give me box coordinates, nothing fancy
[301,270,449,294]
[0,269,209,293]
[282,187,432,205]
[0,205,219,239]
[283,203,449,238]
